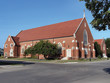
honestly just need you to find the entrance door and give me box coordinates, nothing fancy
[66,49,71,57]
[10,49,13,57]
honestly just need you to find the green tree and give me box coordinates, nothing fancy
[94,42,103,57]
[105,38,110,57]
[34,40,60,59]
[24,40,60,59]
[80,0,110,31]
[24,47,36,58]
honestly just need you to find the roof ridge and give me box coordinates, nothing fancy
[16,30,23,37]
[22,18,83,32]
[16,18,83,42]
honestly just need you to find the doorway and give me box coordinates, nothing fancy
[10,49,13,57]
[66,49,71,57]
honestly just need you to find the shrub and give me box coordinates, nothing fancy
[94,42,103,57]
[105,38,110,57]
[97,55,102,59]
[24,40,60,59]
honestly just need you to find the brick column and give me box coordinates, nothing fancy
[75,47,79,59]
[71,40,75,58]
[74,40,79,60]
[92,44,96,58]
[81,41,85,58]
[71,47,74,58]
[87,44,91,58]
[62,41,66,57]
[93,49,95,58]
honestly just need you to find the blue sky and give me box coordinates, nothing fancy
[0,0,110,48]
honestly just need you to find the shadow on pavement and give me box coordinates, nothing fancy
[0,60,35,65]
[103,68,110,74]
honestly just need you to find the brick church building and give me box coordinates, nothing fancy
[94,39,107,58]
[4,16,97,60]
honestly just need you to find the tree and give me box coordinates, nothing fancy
[34,40,60,59]
[24,40,60,59]
[24,47,36,58]
[80,0,110,31]
[105,38,110,57]
[94,42,103,57]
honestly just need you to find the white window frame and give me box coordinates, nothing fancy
[5,52,7,57]
[84,22,86,27]
[58,42,62,54]
[83,29,88,46]
[5,44,8,48]
[10,49,13,57]
[103,44,105,50]
[10,43,13,48]
[21,46,25,54]
[84,48,88,55]
[8,38,10,41]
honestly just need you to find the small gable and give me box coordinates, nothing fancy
[94,39,103,45]
[5,35,15,45]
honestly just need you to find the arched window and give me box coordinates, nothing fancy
[21,46,25,54]
[58,42,62,55]
[103,44,105,50]
[83,29,88,45]
[5,44,8,48]
[5,52,7,57]
[10,43,13,47]
[10,49,13,56]
[8,38,10,41]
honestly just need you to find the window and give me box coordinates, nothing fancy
[8,38,10,41]
[84,48,88,55]
[5,44,8,48]
[58,42,62,55]
[103,44,105,50]
[10,44,13,47]
[21,46,25,54]
[5,52,7,57]
[84,23,86,27]
[83,29,88,45]
[10,49,13,56]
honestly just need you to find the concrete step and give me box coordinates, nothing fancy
[61,57,68,60]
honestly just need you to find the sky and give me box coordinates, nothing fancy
[0,0,110,48]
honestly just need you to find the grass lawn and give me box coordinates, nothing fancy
[0,57,109,64]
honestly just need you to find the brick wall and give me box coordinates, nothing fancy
[4,36,17,57]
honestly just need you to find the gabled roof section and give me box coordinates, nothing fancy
[94,39,104,45]
[16,18,83,42]
[11,36,20,46]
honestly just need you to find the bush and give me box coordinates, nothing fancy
[97,55,102,59]
[24,40,60,59]
[105,38,110,57]
[94,42,103,57]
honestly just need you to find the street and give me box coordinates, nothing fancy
[0,60,110,83]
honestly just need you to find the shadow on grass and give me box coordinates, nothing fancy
[0,60,35,65]
[103,68,110,74]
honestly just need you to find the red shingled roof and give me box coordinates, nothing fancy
[11,36,20,46]
[94,39,104,45]
[16,18,83,42]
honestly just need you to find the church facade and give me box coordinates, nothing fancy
[4,17,96,60]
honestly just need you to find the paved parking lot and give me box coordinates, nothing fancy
[0,60,110,83]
